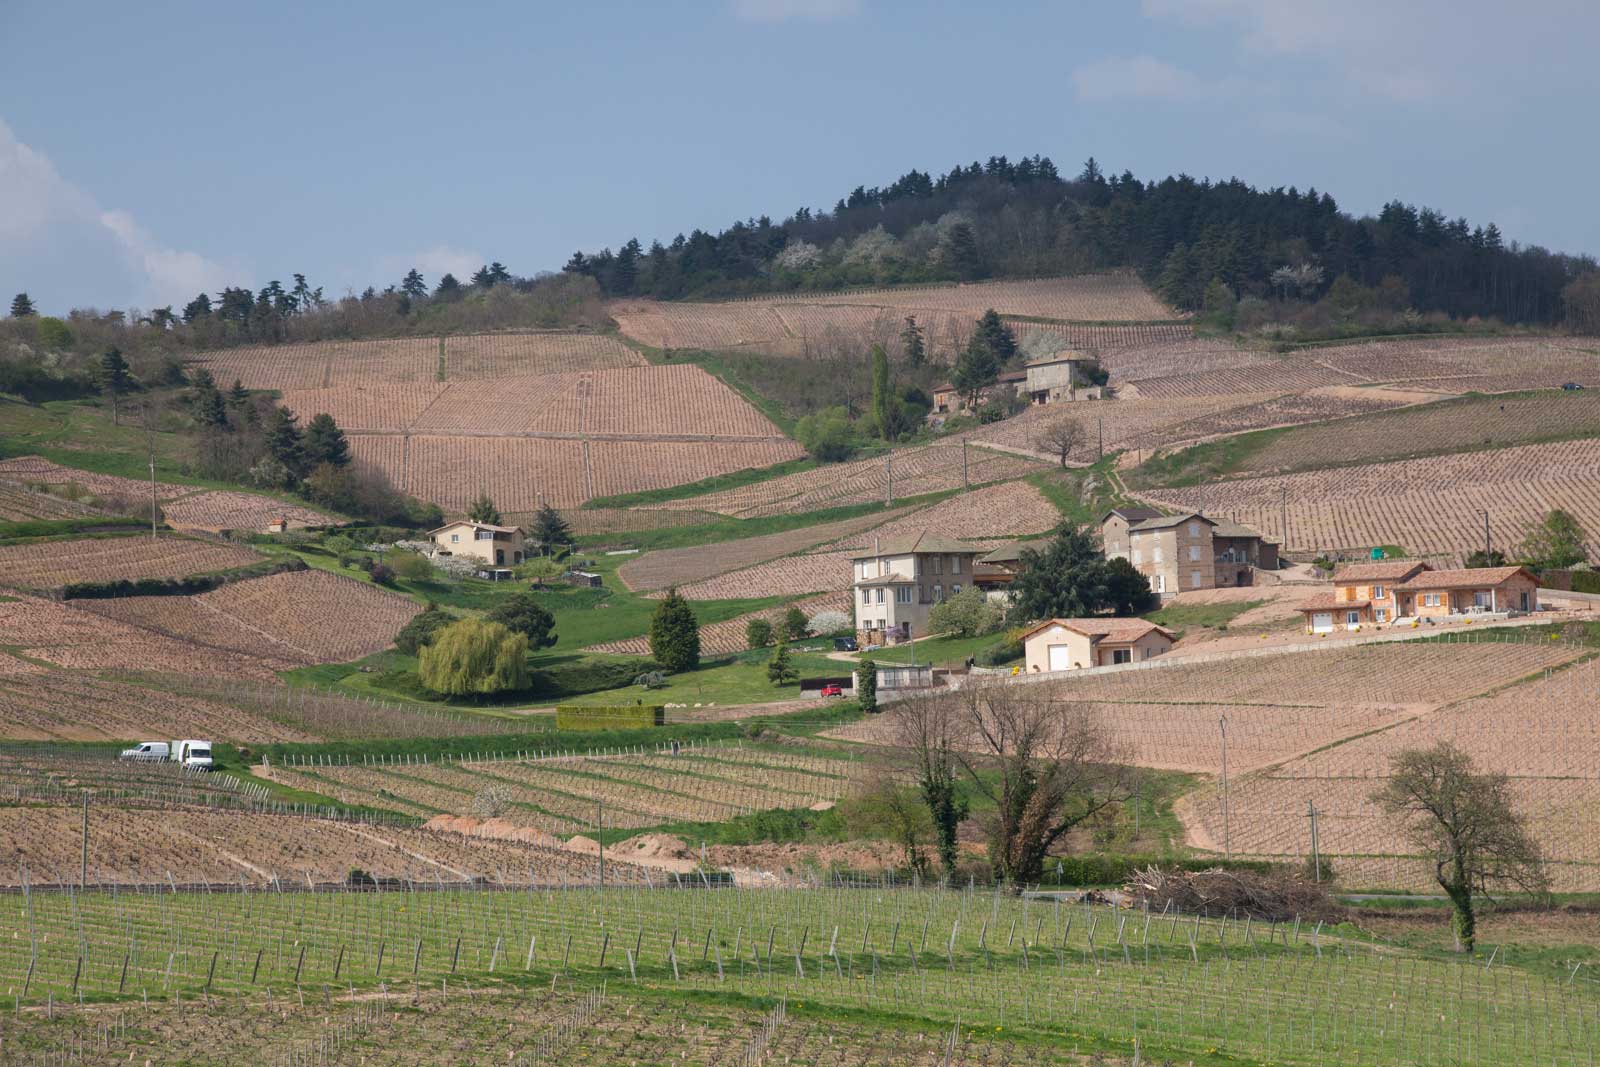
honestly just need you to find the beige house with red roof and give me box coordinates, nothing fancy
[429,520,527,566]
[1021,617,1177,673]
[1300,560,1539,633]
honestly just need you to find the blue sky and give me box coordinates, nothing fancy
[2,0,1596,314]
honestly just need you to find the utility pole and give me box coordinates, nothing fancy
[145,403,159,540]
[961,438,968,490]
[1482,509,1491,561]
[1306,800,1321,883]
[1219,716,1230,860]
[597,799,604,890]
[885,453,893,508]
[1279,487,1289,550]
[1098,417,1104,459]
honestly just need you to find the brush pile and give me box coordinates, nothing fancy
[1124,864,1345,922]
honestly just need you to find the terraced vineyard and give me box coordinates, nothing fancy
[0,535,263,589]
[1137,437,1600,555]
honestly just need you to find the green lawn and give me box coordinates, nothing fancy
[864,631,1015,668]
[1145,598,1265,639]
[555,648,842,708]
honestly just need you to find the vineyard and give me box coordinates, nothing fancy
[648,441,1044,518]
[0,673,314,742]
[263,743,861,835]
[0,480,106,521]
[1136,438,1600,555]
[196,569,422,663]
[158,491,339,532]
[3,881,1596,1067]
[0,535,263,589]
[617,510,901,592]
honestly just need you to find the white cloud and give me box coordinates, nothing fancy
[1072,55,1215,102]
[731,0,859,23]
[0,117,231,310]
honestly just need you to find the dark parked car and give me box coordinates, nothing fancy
[833,636,858,652]
[1562,382,1584,391]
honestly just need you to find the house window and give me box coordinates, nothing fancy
[1373,585,1385,599]
[476,529,493,540]
[875,588,884,604]
[933,584,943,602]
[1153,547,1164,563]
[1132,548,1142,565]
[933,556,943,575]
[895,586,913,603]
[1191,571,1203,588]
[1188,545,1201,562]
[1424,593,1441,607]
[951,556,962,574]
[1474,591,1491,608]
[1156,574,1166,593]
[861,589,871,605]
[951,584,962,596]
[1111,648,1132,665]
[1347,610,1361,625]
[1376,608,1388,622]
[1188,523,1199,537]
[450,534,460,543]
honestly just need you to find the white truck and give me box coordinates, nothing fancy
[118,741,170,762]
[170,739,215,770]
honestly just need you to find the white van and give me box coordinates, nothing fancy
[171,739,215,770]
[119,741,170,762]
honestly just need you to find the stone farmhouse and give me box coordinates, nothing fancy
[1021,617,1177,673]
[1102,508,1277,597]
[1023,351,1100,404]
[1298,560,1541,633]
[852,532,982,646]
[429,520,528,567]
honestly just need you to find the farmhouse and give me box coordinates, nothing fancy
[930,370,1027,416]
[1023,350,1098,404]
[1299,561,1540,632]
[1102,509,1277,595]
[1211,521,1281,586]
[973,539,1051,598]
[429,520,527,566]
[851,532,982,646]
[1021,617,1176,673]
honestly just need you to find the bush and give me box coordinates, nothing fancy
[367,561,396,585]
[484,592,558,649]
[471,784,514,819]
[781,605,809,641]
[793,406,859,462]
[974,633,1024,667]
[555,705,665,730]
[745,617,774,649]
[386,548,435,581]
[634,670,668,689]
[857,657,877,713]
[394,603,458,655]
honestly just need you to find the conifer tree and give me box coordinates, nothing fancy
[10,292,36,317]
[97,348,134,426]
[467,492,502,525]
[899,316,925,367]
[303,413,351,468]
[648,589,701,672]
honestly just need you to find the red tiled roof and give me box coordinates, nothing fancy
[1019,617,1176,644]
[1298,594,1369,612]
[1332,560,1428,582]
[1396,566,1538,591]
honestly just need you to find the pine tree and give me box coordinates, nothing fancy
[10,293,36,317]
[531,503,572,552]
[400,269,428,300]
[467,493,502,525]
[263,406,306,478]
[899,316,925,367]
[952,335,999,412]
[648,589,701,672]
[435,274,462,299]
[856,657,877,713]
[191,379,227,428]
[944,223,984,281]
[612,239,641,296]
[973,309,1017,363]
[226,379,250,408]
[97,348,134,426]
[303,413,351,468]
[182,293,212,323]
[766,642,797,686]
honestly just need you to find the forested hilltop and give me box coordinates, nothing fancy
[565,156,1598,327]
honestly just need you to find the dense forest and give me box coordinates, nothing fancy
[563,156,1598,326]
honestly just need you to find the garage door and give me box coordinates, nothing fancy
[1311,612,1333,633]
[1048,644,1072,671]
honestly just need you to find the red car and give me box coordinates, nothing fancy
[819,683,844,697]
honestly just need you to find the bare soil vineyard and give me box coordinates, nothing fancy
[650,441,1043,518]
[0,672,314,741]
[442,331,646,377]
[965,395,1280,462]
[197,569,422,662]
[0,481,106,521]
[0,535,262,589]
[617,510,902,592]
[765,273,1180,319]
[1138,438,1600,555]
[159,491,339,532]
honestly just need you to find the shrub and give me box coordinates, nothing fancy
[974,632,1024,667]
[367,561,396,585]
[793,406,858,462]
[634,670,668,689]
[394,603,457,655]
[484,592,558,649]
[781,605,809,641]
[471,784,514,819]
[745,617,774,649]
[857,657,877,713]
[386,549,435,581]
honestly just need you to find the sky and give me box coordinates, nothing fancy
[2,0,1597,314]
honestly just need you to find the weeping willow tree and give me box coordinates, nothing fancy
[418,618,529,696]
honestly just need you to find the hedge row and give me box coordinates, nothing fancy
[1570,571,1600,595]
[60,557,306,600]
[556,705,665,731]
[0,516,149,542]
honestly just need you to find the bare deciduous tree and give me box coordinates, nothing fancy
[1034,416,1086,468]
[886,691,969,877]
[1373,742,1546,952]
[953,683,1139,886]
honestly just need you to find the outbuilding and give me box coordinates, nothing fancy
[1020,617,1177,673]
